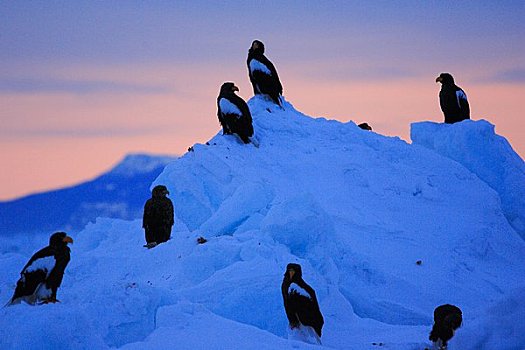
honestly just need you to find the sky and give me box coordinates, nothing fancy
[1,1,524,200]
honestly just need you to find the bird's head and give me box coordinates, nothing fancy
[285,263,302,281]
[250,40,265,54]
[436,73,455,85]
[444,312,463,330]
[220,82,239,94]
[152,185,169,198]
[49,231,74,247]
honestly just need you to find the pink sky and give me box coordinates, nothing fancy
[1,64,523,200]
[1,2,524,200]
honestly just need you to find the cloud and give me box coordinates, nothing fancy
[323,67,418,82]
[0,126,175,139]
[0,77,172,94]
[483,69,525,84]
[289,62,419,83]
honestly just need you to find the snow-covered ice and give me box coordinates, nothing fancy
[411,119,525,239]
[1,96,524,349]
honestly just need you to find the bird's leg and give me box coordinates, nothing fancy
[40,297,59,304]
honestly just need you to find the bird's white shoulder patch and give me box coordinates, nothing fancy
[219,98,242,117]
[456,90,467,101]
[288,282,311,298]
[456,89,468,108]
[249,59,272,75]
[24,256,56,277]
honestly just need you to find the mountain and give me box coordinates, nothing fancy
[0,97,524,349]
[0,154,176,236]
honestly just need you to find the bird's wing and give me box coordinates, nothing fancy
[249,58,272,76]
[219,98,243,119]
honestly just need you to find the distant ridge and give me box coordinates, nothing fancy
[0,153,176,235]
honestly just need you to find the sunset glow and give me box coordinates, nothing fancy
[1,1,524,200]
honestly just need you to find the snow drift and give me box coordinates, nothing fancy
[1,96,524,350]
[411,119,525,239]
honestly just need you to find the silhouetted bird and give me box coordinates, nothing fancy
[143,185,174,247]
[247,40,283,106]
[358,122,373,131]
[436,73,470,124]
[9,231,73,305]
[217,82,254,144]
[429,304,463,350]
[281,263,324,339]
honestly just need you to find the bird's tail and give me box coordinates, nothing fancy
[278,95,285,109]
[429,325,439,342]
[429,323,453,347]
[249,136,260,148]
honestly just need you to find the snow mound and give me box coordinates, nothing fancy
[1,97,524,349]
[411,119,525,239]
[453,287,525,350]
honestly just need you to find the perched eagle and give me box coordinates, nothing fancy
[429,304,463,350]
[247,40,283,106]
[143,184,174,247]
[10,231,73,305]
[217,82,254,144]
[281,263,324,338]
[436,73,470,124]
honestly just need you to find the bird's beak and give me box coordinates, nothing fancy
[165,190,170,195]
[435,76,443,83]
[63,236,74,244]
[233,86,239,92]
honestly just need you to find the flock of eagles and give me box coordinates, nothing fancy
[7,40,470,350]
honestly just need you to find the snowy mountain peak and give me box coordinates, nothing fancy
[0,153,176,235]
[110,153,176,177]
